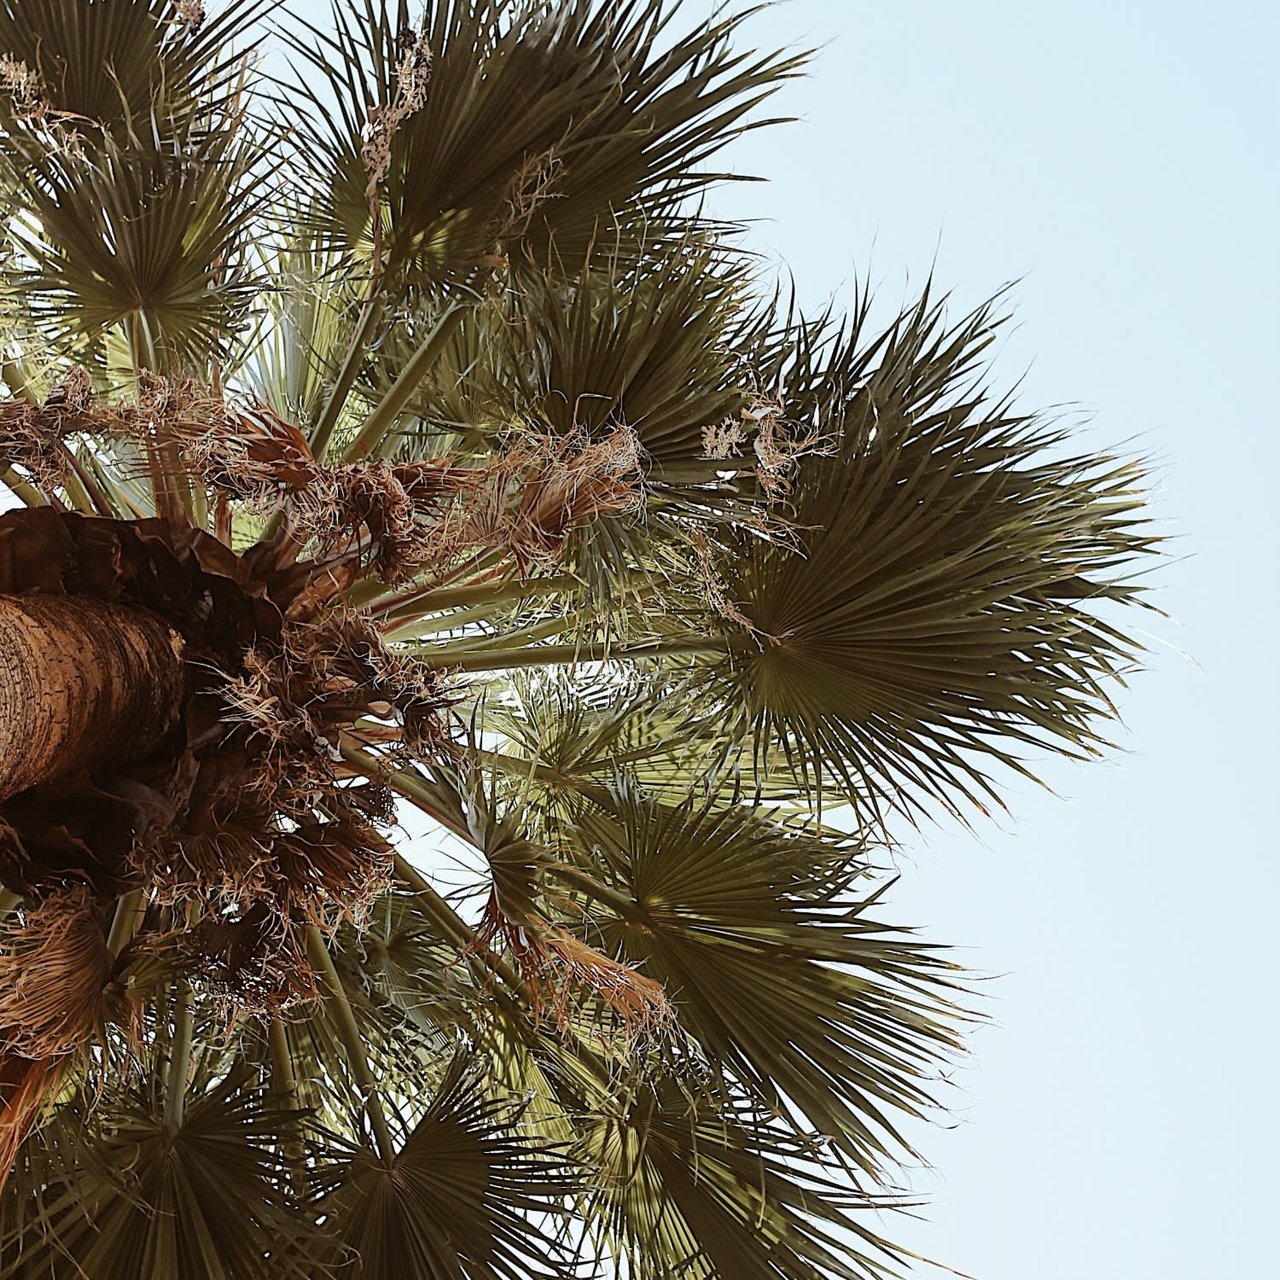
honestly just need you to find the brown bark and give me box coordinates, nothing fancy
[0,595,185,802]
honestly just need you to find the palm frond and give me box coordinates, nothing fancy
[579,1070,921,1280]
[0,0,263,136]
[304,1054,580,1280]
[703,289,1157,823]
[0,0,269,369]
[562,784,966,1172]
[278,0,802,288]
[5,116,267,367]
[1,1065,315,1280]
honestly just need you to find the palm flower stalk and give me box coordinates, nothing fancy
[0,2,1156,1277]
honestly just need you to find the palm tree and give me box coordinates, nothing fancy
[0,2,1154,1276]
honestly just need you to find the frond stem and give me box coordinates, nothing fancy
[106,889,144,959]
[304,924,396,1164]
[388,609,589,650]
[364,569,577,618]
[341,302,470,463]
[309,295,385,461]
[267,1014,308,1181]
[414,632,751,672]
[544,862,640,920]
[162,980,194,1136]
[0,467,46,508]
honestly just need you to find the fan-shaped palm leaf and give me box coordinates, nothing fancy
[6,117,267,366]
[557,785,965,1172]
[0,0,262,136]
[279,0,801,286]
[702,290,1155,822]
[0,1065,314,1280]
[579,1071,921,1280]
[304,1055,579,1280]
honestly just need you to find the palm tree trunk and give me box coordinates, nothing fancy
[0,595,186,802]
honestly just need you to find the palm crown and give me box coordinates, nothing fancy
[0,2,1155,1277]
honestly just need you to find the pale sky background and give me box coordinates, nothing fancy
[275,2,1276,1276]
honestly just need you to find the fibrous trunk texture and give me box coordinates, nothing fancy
[0,595,185,802]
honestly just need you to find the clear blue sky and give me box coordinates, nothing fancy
[675,3,1276,1277]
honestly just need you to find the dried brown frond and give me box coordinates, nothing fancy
[188,404,476,581]
[139,809,365,923]
[362,20,432,195]
[46,367,93,414]
[176,387,646,585]
[291,462,421,579]
[539,929,672,1037]
[0,57,86,154]
[0,1054,70,1187]
[492,147,564,250]
[473,895,672,1039]
[171,0,205,33]
[141,802,390,1000]
[746,396,834,498]
[296,609,456,751]
[687,527,758,633]
[0,374,98,490]
[137,371,198,419]
[0,884,112,1061]
[0,410,68,490]
[390,457,470,507]
[701,416,748,460]
[340,778,398,827]
[272,816,393,926]
[190,399,315,503]
[212,609,454,811]
[134,802,276,913]
[216,648,339,816]
[219,648,316,746]
[0,56,45,123]
[181,905,318,1014]
[503,427,644,571]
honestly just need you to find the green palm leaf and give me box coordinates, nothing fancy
[6,119,267,366]
[0,0,268,368]
[705,289,1156,822]
[0,0,263,135]
[579,1071,921,1280]
[561,785,965,1173]
[0,1065,314,1280]
[279,0,801,286]
[304,1055,579,1280]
